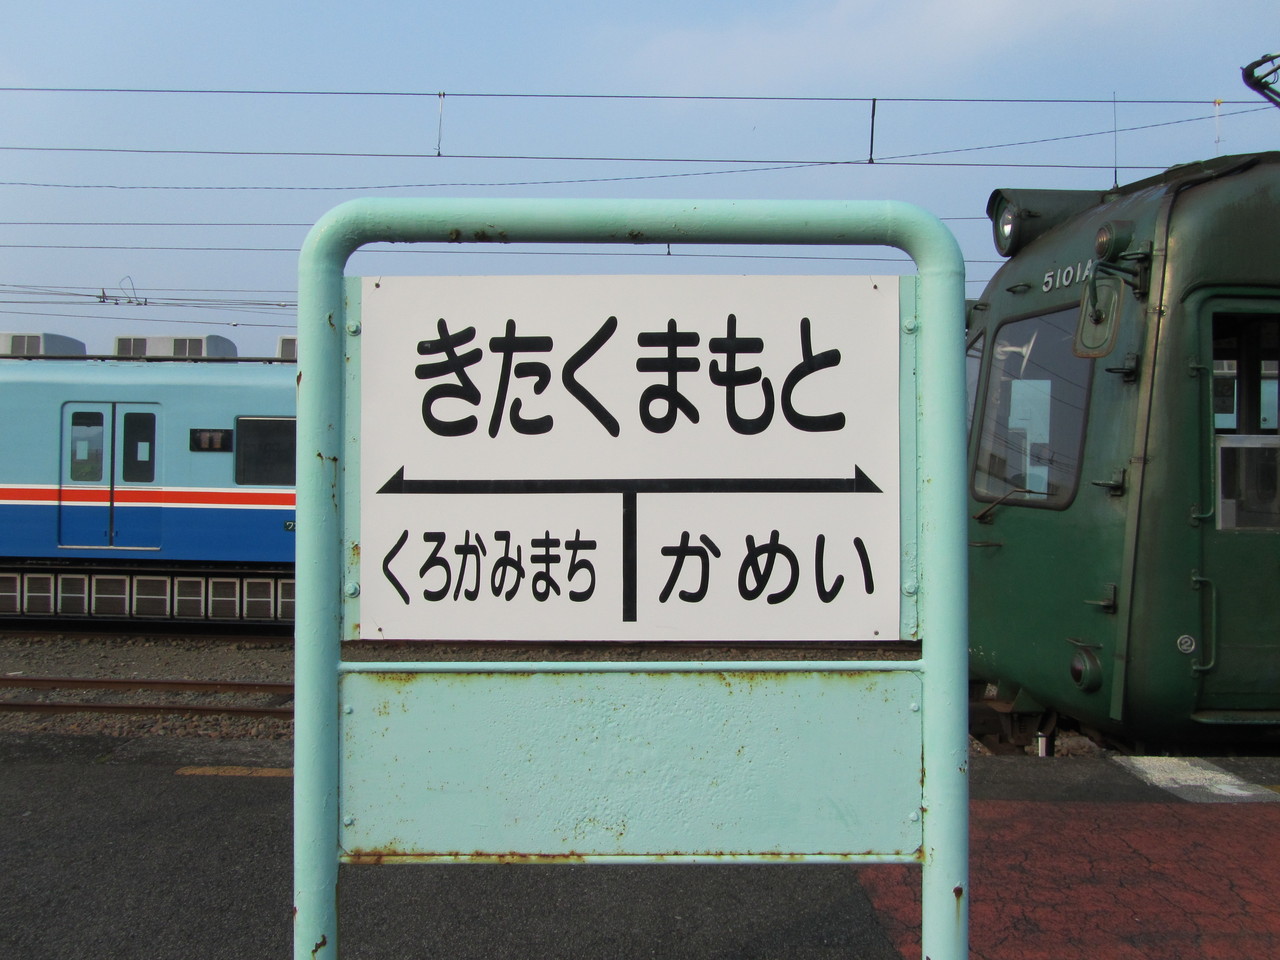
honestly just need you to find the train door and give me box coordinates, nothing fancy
[1195,303,1280,713]
[58,403,161,549]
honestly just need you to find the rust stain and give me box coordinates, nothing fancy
[707,669,882,695]
[367,671,427,688]
[344,848,589,865]
[341,846,918,863]
[353,669,887,685]
[311,934,327,958]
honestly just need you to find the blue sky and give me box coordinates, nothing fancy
[2,1,1278,354]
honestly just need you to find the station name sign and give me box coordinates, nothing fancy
[357,275,900,641]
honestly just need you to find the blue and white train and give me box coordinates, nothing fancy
[0,333,297,622]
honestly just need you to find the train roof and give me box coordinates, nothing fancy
[0,355,299,391]
[1109,150,1280,197]
[982,151,1280,263]
[0,332,297,360]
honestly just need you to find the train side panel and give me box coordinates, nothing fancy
[969,153,1280,749]
[0,358,297,620]
[1134,161,1280,731]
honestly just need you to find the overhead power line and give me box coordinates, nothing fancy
[0,160,1173,194]
[0,282,296,296]
[0,221,314,228]
[0,312,291,335]
[0,246,1005,269]
[0,85,1261,105]
[0,104,1264,167]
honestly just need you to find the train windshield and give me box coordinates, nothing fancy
[973,307,1092,508]
[966,332,985,436]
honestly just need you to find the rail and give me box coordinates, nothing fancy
[0,675,293,717]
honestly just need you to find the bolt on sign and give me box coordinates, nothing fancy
[358,274,899,642]
[295,198,968,960]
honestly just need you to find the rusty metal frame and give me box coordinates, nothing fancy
[296,198,968,959]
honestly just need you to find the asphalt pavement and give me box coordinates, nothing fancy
[4,732,1280,960]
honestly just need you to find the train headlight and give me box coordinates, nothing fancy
[1094,220,1134,261]
[986,188,1104,259]
[992,198,1021,257]
[1069,647,1103,693]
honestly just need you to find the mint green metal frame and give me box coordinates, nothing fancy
[296,198,968,959]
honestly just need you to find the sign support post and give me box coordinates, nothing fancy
[296,199,968,959]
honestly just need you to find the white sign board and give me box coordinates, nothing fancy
[358,275,899,641]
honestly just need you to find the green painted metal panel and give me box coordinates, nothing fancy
[339,663,924,862]
[296,198,968,960]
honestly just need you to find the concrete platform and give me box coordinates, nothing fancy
[3,732,1279,959]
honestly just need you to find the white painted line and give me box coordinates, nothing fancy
[1114,756,1280,803]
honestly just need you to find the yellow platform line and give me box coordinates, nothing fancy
[175,765,293,778]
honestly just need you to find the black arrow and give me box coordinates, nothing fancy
[377,466,882,496]
[376,466,881,623]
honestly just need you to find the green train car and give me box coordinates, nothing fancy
[966,65,1280,751]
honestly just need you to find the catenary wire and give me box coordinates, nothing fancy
[1,103,1261,164]
[0,85,1261,104]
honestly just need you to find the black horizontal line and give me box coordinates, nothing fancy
[0,86,1250,105]
[378,467,882,496]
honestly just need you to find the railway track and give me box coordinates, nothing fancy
[0,675,294,719]
[0,631,924,732]
[0,623,292,645]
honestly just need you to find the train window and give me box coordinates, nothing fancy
[1212,314,1278,434]
[1217,438,1280,529]
[966,332,986,437]
[69,412,105,481]
[121,413,156,482]
[1213,313,1280,529]
[189,428,233,452]
[973,308,1092,508]
[173,338,203,358]
[235,417,296,485]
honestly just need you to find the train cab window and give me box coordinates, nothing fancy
[966,332,986,437]
[235,417,296,486]
[1213,313,1280,529]
[69,412,105,481]
[973,307,1092,508]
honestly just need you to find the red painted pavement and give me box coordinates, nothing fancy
[858,800,1280,960]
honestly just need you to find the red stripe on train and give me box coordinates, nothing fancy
[0,486,294,508]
